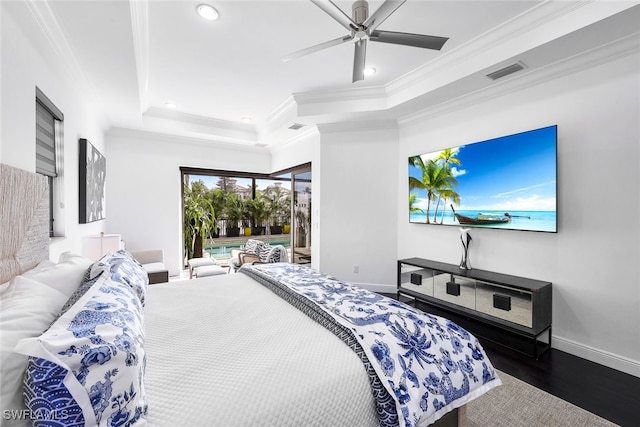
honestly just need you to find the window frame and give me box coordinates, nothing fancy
[35,87,64,238]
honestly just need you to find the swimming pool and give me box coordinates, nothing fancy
[205,238,291,260]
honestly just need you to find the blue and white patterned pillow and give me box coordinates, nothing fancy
[60,266,103,315]
[90,250,148,306]
[15,274,147,426]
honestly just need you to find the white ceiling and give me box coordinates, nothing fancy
[13,0,640,147]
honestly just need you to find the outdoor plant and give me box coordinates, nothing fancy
[183,181,216,260]
[247,197,269,235]
[224,193,245,236]
[208,188,228,235]
[264,185,290,234]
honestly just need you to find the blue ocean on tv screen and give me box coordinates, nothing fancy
[409,210,557,232]
[409,125,557,233]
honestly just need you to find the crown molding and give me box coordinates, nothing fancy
[129,0,149,115]
[399,32,640,127]
[316,119,398,135]
[143,107,257,144]
[264,95,297,125]
[267,126,320,152]
[274,1,638,130]
[385,0,625,106]
[23,0,100,109]
[259,96,300,143]
[107,127,266,153]
[293,86,388,117]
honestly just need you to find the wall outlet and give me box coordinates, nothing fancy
[353,265,359,273]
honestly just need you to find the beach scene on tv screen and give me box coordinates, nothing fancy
[409,125,557,232]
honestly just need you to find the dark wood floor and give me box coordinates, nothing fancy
[381,294,640,426]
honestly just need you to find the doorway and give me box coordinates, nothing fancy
[292,168,311,264]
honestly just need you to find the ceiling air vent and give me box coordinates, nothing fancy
[486,62,526,81]
[288,123,305,130]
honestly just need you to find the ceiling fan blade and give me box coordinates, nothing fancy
[310,0,358,32]
[352,38,367,83]
[363,0,406,32]
[370,30,449,50]
[282,35,352,62]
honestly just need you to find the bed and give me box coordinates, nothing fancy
[0,163,501,427]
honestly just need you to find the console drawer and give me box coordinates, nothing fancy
[399,265,434,297]
[433,273,475,310]
[475,281,533,328]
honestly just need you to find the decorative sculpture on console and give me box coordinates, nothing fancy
[459,227,472,270]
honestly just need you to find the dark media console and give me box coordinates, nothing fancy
[397,257,552,358]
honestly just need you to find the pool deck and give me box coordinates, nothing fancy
[204,233,310,264]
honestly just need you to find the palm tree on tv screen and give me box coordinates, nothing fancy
[409,192,424,217]
[436,188,460,224]
[409,157,458,224]
[432,148,461,222]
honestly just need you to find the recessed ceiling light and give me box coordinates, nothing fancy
[165,102,177,109]
[364,67,376,77]
[241,117,252,123]
[197,4,219,21]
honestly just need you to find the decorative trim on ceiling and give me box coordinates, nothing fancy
[386,0,601,101]
[399,32,640,127]
[143,107,258,144]
[24,0,99,109]
[107,127,265,153]
[129,0,150,115]
[282,1,636,125]
[316,119,399,135]
[292,86,388,117]
[268,126,320,152]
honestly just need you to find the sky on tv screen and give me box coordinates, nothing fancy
[409,125,557,232]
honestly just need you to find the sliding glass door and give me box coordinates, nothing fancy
[292,169,311,264]
[181,163,310,266]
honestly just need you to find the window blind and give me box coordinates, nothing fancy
[35,88,63,177]
[35,100,57,177]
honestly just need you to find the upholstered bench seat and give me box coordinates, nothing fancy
[193,265,227,277]
[188,257,221,278]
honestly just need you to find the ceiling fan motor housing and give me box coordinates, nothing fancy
[352,1,369,25]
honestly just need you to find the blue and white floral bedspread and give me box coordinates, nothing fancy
[240,263,501,427]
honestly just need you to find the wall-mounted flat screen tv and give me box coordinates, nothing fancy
[409,125,557,233]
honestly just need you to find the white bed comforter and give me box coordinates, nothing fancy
[144,273,380,426]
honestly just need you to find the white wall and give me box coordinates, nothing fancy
[1,2,108,260]
[105,130,271,276]
[398,51,640,376]
[316,122,399,290]
[107,122,401,291]
[271,130,321,270]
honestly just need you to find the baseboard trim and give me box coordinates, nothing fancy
[552,335,640,378]
[353,282,397,294]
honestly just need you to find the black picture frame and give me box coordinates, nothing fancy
[79,138,106,224]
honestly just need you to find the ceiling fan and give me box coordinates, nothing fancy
[283,0,449,83]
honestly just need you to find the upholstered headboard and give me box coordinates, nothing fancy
[0,163,50,283]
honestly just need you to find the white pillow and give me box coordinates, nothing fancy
[22,252,92,298]
[0,260,55,301]
[0,276,68,419]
